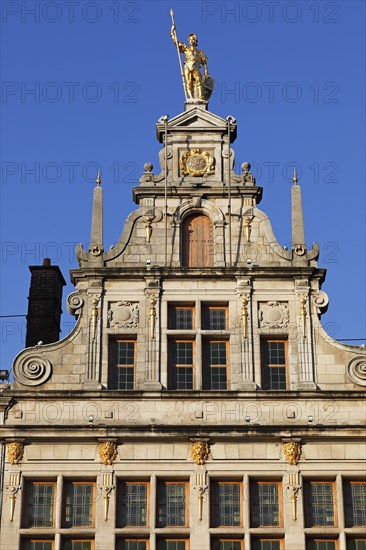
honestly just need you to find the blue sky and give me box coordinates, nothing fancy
[1,0,365,373]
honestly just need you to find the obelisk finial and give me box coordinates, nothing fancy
[96,169,101,186]
[292,167,298,185]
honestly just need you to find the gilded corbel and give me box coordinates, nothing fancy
[241,296,249,339]
[244,216,253,242]
[144,216,154,243]
[149,298,157,340]
[299,292,308,338]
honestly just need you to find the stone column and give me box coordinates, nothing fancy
[142,279,162,390]
[295,281,317,390]
[235,279,256,390]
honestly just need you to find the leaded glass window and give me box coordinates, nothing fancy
[261,340,287,390]
[345,482,366,527]
[169,341,194,390]
[158,482,186,527]
[212,482,241,527]
[63,542,93,550]
[23,542,53,550]
[64,483,94,527]
[305,482,335,527]
[212,541,243,550]
[203,307,227,330]
[109,340,135,390]
[251,482,280,527]
[121,482,148,527]
[203,341,228,390]
[347,540,366,550]
[26,482,55,527]
[157,541,187,550]
[169,307,194,330]
[117,541,147,550]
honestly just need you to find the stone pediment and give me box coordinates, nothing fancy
[156,106,237,142]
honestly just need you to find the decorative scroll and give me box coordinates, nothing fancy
[283,441,302,465]
[13,356,52,387]
[312,290,329,314]
[286,473,301,521]
[99,472,115,521]
[98,441,118,465]
[67,291,84,317]
[191,441,210,465]
[7,473,21,522]
[258,301,289,329]
[194,472,208,521]
[347,357,366,387]
[107,302,139,330]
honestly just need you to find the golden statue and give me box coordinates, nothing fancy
[170,10,214,102]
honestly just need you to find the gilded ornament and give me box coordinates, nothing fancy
[191,441,210,465]
[283,441,302,465]
[180,148,215,177]
[7,442,24,465]
[98,441,118,465]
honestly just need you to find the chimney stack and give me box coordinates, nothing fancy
[26,258,66,347]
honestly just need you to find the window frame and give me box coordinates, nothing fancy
[168,305,195,330]
[344,480,366,527]
[21,540,55,550]
[202,305,228,331]
[168,339,195,390]
[250,480,283,528]
[260,338,288,390]
[202,338,229,390]
[304,480,337,528]
[116,539,149,550]
[61,540,95,550]
[157,480,189,528]
[23,480,56,529]
[305,538,338,550]
[62,481,96,529]
[156,538,190,550]
[211,480,243,528]
[346,538,366,550]
[118,480,150,528]
[251,539,284,550]
[109,338,136,390]
[211,539,244,550]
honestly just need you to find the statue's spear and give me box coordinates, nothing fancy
[170,9,188,100]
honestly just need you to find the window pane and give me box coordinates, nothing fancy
[213,483,241,526]
[203,342,227,390]
[252,542,280,550]
[117,541,147,550]
[63,543,92,550]
[169,342,193,390]
[261,340,287,390]
[203,308,226,330]
[23,543,53,550]
[345,482,366,526]
[121,483,147,526]
[64,483,94,527]
[347,540,366,550]
[172,308,193,330]
[213,543,242,550]
[251,483,279,527]
[305,483,335,527]
[110,341,135,390]
[157,541,186,550]
[158,483,186,527]
[306,541,336,550]
[26,483,54,527]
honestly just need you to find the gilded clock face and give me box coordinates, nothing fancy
[180,148,215,177]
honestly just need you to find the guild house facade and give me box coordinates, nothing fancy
[0,26,365,550]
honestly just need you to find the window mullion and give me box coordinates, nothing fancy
[55,475,63,531]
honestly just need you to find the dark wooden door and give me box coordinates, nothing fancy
[182,215,214,267]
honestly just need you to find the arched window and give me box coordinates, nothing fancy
[182,214,214,267]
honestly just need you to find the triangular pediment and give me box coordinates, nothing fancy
[156,106,237,142]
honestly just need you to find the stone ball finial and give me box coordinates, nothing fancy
[144,162,153,173]
[242,162,251,172]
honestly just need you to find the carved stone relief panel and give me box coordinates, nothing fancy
[107,301,139,330]
[258,301,289,329]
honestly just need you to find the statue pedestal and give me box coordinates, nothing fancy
[185,99,208,111]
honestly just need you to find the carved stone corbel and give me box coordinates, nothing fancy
[190,441,210,465]
[6,441,24,465]
[283,441,302,465]
[285,472,301,521]
[98,440,118,465]
[193,471,208,521]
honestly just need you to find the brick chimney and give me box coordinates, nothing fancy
[26,258,66,347]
